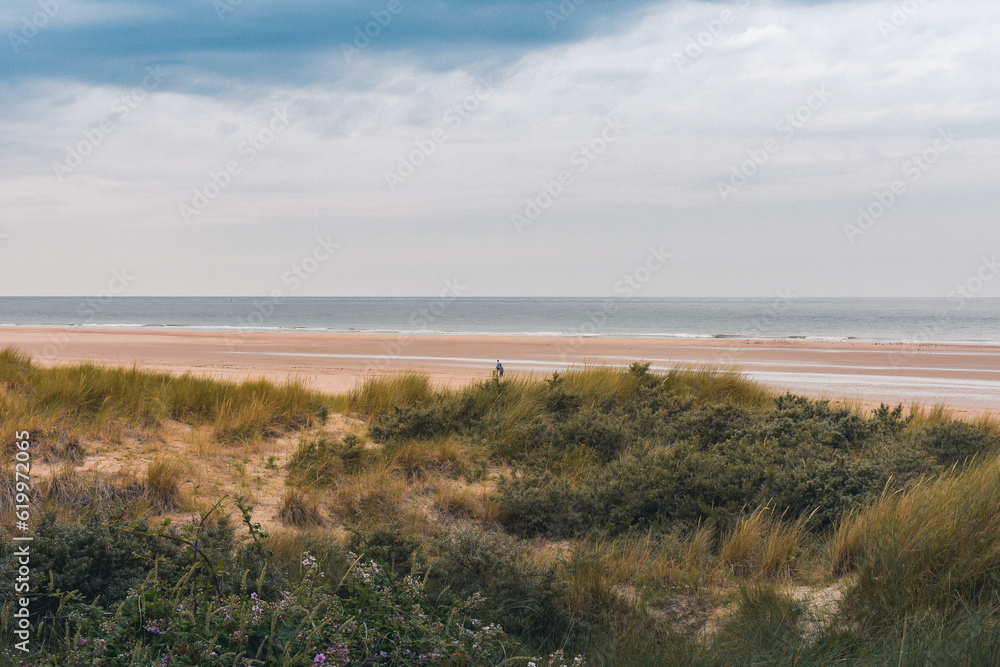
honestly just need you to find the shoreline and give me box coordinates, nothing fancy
[6,324,1000,349]
[4,327,1000,416]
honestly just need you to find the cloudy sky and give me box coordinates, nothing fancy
[1,0,997,297]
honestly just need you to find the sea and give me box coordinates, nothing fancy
[1,297,998,345]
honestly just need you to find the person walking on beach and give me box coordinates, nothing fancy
[496,360,504,379]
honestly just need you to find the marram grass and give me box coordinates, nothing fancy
[0,346,329,446]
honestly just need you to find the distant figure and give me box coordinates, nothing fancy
[496,360,504,379]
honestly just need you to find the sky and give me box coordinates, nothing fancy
[0,0,997,297]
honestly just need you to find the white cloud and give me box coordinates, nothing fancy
[1,0,998,296]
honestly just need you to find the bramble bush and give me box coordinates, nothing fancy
[0,512,538,666]
[428,525,574,649]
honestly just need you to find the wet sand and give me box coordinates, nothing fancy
[4,328,1000,416]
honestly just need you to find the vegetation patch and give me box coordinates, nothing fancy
[4,355,1000,665]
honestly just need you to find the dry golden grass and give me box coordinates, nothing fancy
[432,480,485,519]
[145,456,187,511]
[661,364,774,409]
[827,452,1000,616]
[481,498,505,527]
[38,465,153,517]
[905,402,953,431]
[678,525,719,591]
[347,371,434,419]
[573,526,721,601]
[0,347,327,447]
[557,444,603,486]
[278,487,325,527]
[385,435,480,480]
[329,461,409,526]
[719,506,810,579]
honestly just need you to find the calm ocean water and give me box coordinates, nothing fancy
[0,297,998,344]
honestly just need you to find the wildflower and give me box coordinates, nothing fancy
[314,655,326,664]
[77,637,88,646]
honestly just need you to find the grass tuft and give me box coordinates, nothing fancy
[278,487,325,527]
[831,453,1000,622]
[348,371,434,419]
[145,457,186,510]
[719,506,809,579]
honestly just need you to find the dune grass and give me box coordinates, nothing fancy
[719,506,810,579]
[0,346,329,447]
[347,370,435,419]
[830,454,1000,621]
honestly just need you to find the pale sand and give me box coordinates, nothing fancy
[4,328,1000,417]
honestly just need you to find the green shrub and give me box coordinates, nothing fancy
[0,512,182,614]
[913,420,999,468]
[429,526,573,648]
[346,525,422,578]
[2,544,512,666]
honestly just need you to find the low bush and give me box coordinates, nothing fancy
[428,525,573,649]
[912,420,999,468]
[0,520,516,666]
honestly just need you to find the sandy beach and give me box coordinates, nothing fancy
[4,327,1000,415]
